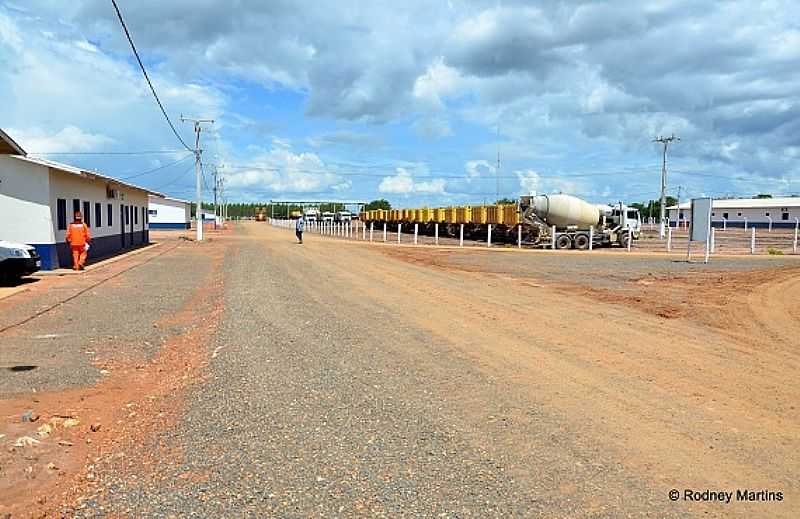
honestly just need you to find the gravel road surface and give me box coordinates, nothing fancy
[3,222,797,517]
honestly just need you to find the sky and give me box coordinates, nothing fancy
[2,0,799,207]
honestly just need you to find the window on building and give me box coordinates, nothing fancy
[148,209,157,216]
[95,202,102,227]
[711,212,715,217]
[783,212,790,221]
[125,206,129,224]
[134,205,138,224]
[83,201,91,228]
[723,212,729,219]
[72,198,81,216]
[765,212,770,217]
[108,203,113,227]
[737,212,742,217]
[57,199,67,230]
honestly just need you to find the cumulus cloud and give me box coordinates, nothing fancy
[378,167,446,195]
[225,142,344,195]
[4,1,799,202]
[10,126,115,153]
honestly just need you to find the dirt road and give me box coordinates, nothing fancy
[2,222,798,517]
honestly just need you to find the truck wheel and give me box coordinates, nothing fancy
[555,235,572,249]
[619,232,631,249]
[574,233,590,250]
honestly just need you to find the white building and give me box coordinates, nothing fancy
[148,195,191,229]
[668,197,800,229]
[0,129,162,270]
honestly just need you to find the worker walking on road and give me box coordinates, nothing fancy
[66,211,91,270]
[295,216,305,244]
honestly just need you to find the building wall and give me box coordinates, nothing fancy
[668,205,800,228]
[0,156,53,244]
[148,196,190,229]
[47,169,151,269]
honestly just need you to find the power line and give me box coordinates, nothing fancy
[110,0,193,153]
[28,150,185,156]
[154,162,197,190]
[119,154,194,180]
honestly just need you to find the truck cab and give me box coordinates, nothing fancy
[335,211,352,222]
[321,212,335,222]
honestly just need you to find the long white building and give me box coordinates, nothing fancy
[148,194,191,229]
[0,129,162,270]
[667,197,800,228]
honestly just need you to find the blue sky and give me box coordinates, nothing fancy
[2,0,799,207]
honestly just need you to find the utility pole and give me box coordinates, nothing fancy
[212,165,218,230]
[181,115,214,241]
[654,134,680,239]
[496,124,501,202]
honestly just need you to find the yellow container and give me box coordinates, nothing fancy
[503,204,520,225]
[433,208,446,222]
[418,208,431,222]
[455,206,472,224]
[471,205,487,224]
[486,205,501,224]
[445,207,457,223]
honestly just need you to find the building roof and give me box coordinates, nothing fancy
[668,197,800,211]
[0,129,26,156]
[11,155,165,197]
[149,194,191,205]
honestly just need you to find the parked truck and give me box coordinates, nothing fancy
[519,194,641,249]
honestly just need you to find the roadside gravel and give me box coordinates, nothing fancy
[78,225,685,518]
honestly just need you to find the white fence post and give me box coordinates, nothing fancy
[383,223,387,242]
[627,230,632,252]
[487,224,492,248]
[744,217,748,231]
[362,221,366,240]
[667,226,672,252]
[794,218,799,254]
[767,216,773,233]
[459,224,464,247]
[397,223,401,244]
[751,227,756,254]
[589,226,594,251]
[551,226,556,250]
[370,222,374,242]
[723,218,727,231]
[435,223,439,245]
[414,223,418,245]
[517,224,522,249]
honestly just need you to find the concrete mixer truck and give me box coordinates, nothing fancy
[519,194,641,249]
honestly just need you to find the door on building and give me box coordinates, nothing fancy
[120,205,126,248]
[130,205,135,245]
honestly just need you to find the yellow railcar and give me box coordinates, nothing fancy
[471,205,487,224]
[455,206,472,224]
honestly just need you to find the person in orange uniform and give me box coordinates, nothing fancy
[65,211,91,270]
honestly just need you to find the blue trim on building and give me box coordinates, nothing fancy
[671,221,799,229]
[30,244,58,271]
[150,222,191,229]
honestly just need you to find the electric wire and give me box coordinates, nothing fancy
[110,0,193,152]
[28,150,185,156]
[154,162,197,190]
[119,153,194,180]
